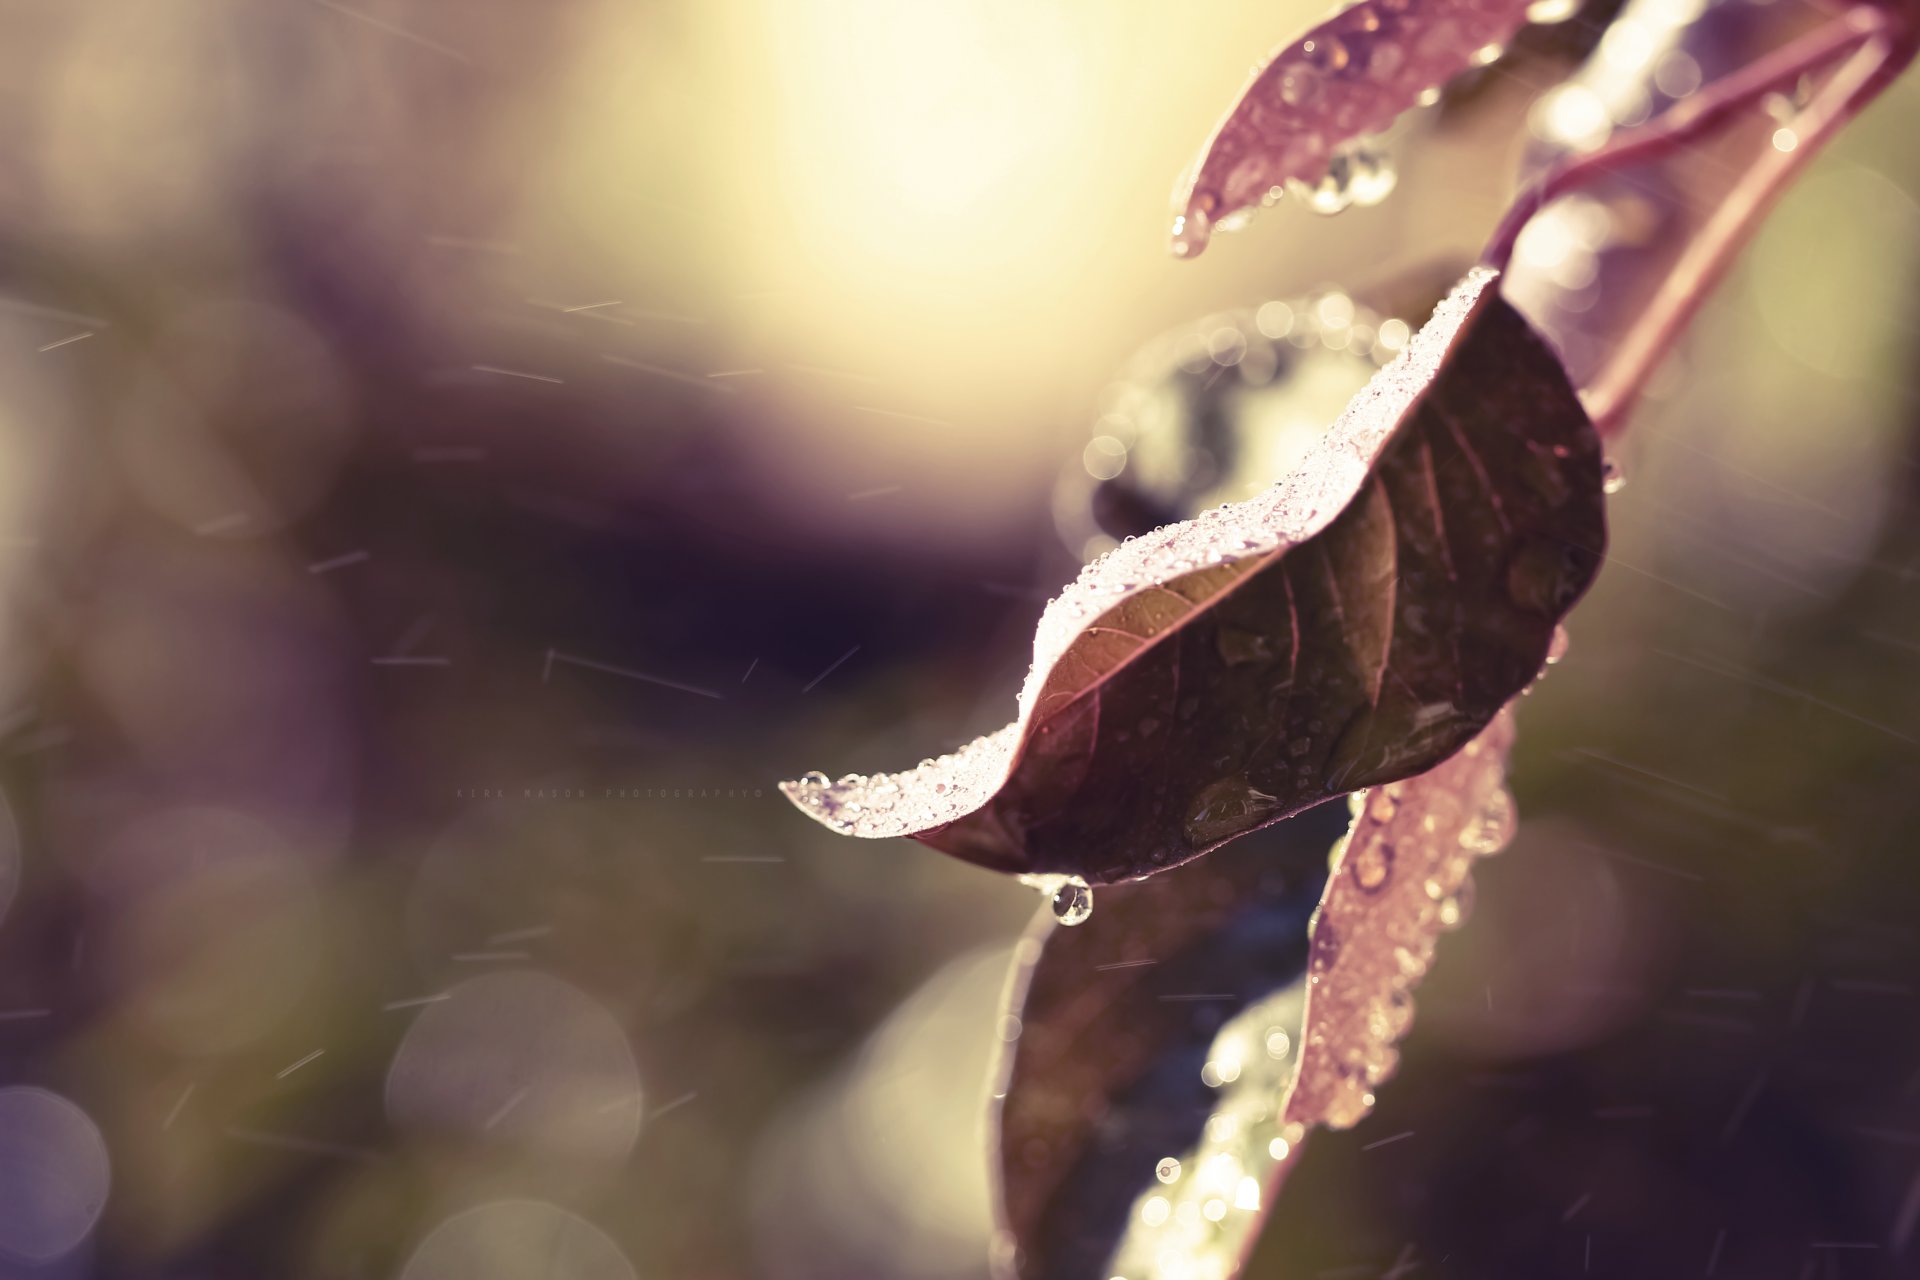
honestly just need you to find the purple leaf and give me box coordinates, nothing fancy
[782,269,1602,886]
[992,710,1519,1280]
[1170,0,1543,256]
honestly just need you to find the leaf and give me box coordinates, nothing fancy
[991,711,1519,1280]
[1169,0,1540,256]
[781,268,1602,886]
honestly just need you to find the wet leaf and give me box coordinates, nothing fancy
[1170,0,1544,256]
[782,268,1603,885]
[993,711,1518,1280]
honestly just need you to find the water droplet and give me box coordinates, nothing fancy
[1305,36,1350,72]
[1602,458,1626,493]
[1350,837,1394,892]
[1051,877,1094,926]
[1526,0,1580,22]
[1216,627,1275,667]
[1309,922,1342,980]
[1155,1156,1182,1184]
[1460,788,1516,855]
[1268,1135,1293,1160]
[1346,146,1398,206]
[1184,775,1281,847]
[1546,624,1570,665]
[1278,63,1321,106]
[1265,1028,1292,1058]
[1367,790,1399,823]
[1438,881,1474,929]
[1300,159,1357,215]
[800,771,829,788]
[1423,876,1444,900]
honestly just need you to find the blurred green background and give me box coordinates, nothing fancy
[0,0,1917,1277]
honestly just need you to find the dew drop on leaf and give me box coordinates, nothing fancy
[1460,787,1516,855]
[1184,776,1282,848]
[1278,62,1321,106]
[1155,1156,1182,1184]
[1349,836,1394,892]
[1309,922,1342,979]
[1546,624,1571,665]
[1345,145,1398,207]
[1051,877,1094,926]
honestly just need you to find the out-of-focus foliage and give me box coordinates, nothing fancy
[0,1,1915,1278]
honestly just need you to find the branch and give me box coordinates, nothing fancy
[1480,3,1915,435]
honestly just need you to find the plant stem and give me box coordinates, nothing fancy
[1480,3,1915,435]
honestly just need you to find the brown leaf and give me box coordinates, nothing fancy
[992,711,1519,1280]
[782,269,1601,886]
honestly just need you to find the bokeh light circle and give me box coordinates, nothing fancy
[0,1087,111,1264]
[398,1200,634,1280]
[386,970,643,1166]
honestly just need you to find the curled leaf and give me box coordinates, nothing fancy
[783,269,1602,886]
[1170,0,1541,256]
[993,710,1519,1280]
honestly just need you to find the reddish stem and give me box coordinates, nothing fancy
[1480,3,1915,435]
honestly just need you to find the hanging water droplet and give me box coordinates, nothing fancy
[1299,155,1357,215]
[1155,1156,1182,1184]
[800,771,829,788]
[1305,36,1351,72]
[1438,878,1475,929]
[1345,146,1398,206]
[1051,877,1094,926]
[1546,624,1570,665]
[1602,458,1626,494]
